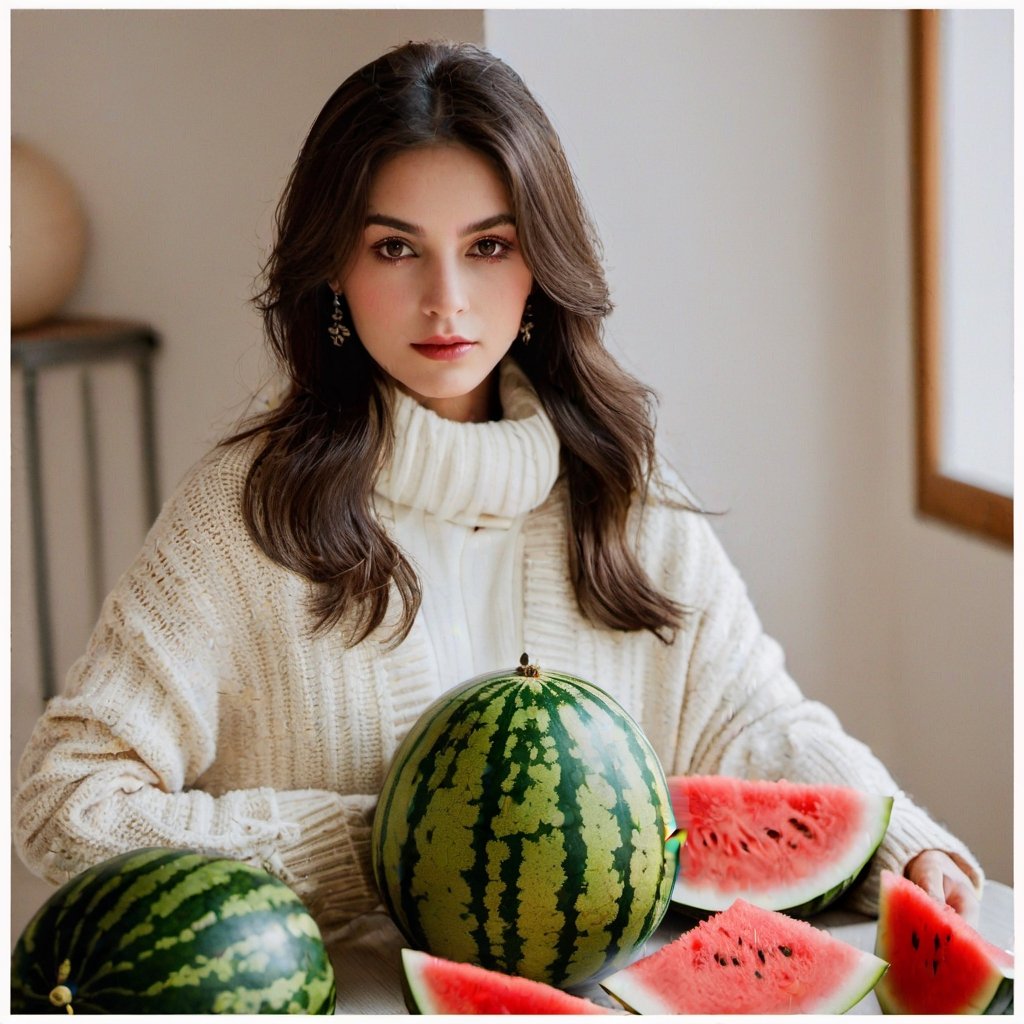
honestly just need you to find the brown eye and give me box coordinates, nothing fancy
[375,238,414,260]
[470,237,511,259]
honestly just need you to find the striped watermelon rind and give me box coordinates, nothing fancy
[372,658,679,990]
[669,775,893,917]
[10,847,336,1014]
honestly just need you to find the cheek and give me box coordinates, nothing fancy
[489,271,533,321]
[345,275,405,332]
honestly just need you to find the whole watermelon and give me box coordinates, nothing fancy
[11,848,336,1014]
[372,654,680,989]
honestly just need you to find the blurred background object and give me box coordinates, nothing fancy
[11,139,88,329]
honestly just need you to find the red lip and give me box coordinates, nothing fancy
[411,336,476,361]
[413,335,474,346]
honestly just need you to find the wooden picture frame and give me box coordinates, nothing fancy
[910,9,1013,547]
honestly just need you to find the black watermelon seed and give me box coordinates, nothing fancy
[740,841,750,853]
[779,946,792,957]
[934,934,940,951]
[912,931,919,950]
[758,949,766,964]
[754,970,763,979]
[737,937,743,946]
[732,957,741,966]
[932,959,939,974]
[710,832,718,844]
[765,828,782,840]
[946,934,952,943]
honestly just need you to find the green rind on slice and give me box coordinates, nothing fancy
[401,948,436,1014]
[670,778,893,917]
[598,971,671,1015]
[984,975,1014,1016]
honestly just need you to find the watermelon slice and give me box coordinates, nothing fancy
[669,775,892,916]
[400,948,614,1014]
[874,870,1014,1014]
[600,898,888,1014]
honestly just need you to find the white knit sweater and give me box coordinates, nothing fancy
[14,360,980,957]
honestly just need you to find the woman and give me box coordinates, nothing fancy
[14,41,980,963]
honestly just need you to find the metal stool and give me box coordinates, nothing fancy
[12,317,160,702]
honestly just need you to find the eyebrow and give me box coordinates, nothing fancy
[364,213,516,236]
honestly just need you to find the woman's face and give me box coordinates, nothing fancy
[335,144,533,423]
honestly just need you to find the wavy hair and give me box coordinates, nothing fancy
[225,40,692,647]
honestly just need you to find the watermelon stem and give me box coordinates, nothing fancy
[516,653,541,678]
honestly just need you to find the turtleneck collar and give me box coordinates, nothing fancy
[374,359,562,528]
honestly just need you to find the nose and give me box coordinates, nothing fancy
[421,255,468,319]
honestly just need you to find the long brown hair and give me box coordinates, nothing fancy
[226,40,693,647]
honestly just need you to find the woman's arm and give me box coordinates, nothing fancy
[659,506,984,915]
[14,711,380,943]
[13,450,381,945]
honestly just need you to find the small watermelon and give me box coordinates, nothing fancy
[669,775,892,916]
[400,948,614,1014]
[10,847,336,1014]
[372,654,680,990]
[600,897,888,1014]
[874,869,1013,1014]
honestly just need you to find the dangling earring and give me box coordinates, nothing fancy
[328,291,351,347]
[518,300,534,346]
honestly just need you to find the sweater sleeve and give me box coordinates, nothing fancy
[665,510,983,914]
[13,449,381,944]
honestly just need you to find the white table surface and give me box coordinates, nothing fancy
[332,880,1014,1014]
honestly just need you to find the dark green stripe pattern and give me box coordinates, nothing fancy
[373,666,678,989]
[11,848,336,1014]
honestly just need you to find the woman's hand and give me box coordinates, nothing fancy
[904,849,981,926]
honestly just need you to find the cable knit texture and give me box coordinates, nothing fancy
[14,357,982,969]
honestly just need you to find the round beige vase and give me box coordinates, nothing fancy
[11,139,88,330]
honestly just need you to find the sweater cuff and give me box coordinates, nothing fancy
[844,792,984,915]
[260,790,381,947]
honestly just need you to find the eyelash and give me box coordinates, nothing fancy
[371,236,515,264]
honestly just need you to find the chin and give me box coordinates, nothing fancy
[406,364,495,397]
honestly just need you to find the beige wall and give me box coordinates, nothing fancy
[487,9,1012,883]
[10,8,1012,942]
[10,7,484,940]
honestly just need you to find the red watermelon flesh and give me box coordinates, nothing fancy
[600,898,888,1014]
[669,775,892,915]
[874,870,1013,1014]
[400,948,614,1014]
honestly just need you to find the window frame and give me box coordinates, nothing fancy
[910,9,1013,547]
